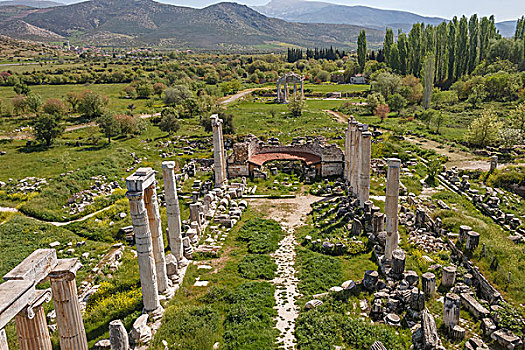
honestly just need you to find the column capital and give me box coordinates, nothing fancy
[126,190,145,201]
[126,168,156,192]
[22,289,51,320]
[161,161,176,170]
[361,131,372,138]
[48,259,82,281]
[387,158,401,168]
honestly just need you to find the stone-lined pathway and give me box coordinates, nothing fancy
[248,194,319,350]
[273,227,300,349]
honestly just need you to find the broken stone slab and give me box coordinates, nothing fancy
[3,249,58,284]
[304,299,323,310]
[491,329,523,350]
[93,339,111,350]
[109,319,129,350]
[459,293,490,320]
[421,309,441,349]
[130,314,152,345]
[384,313,401,326]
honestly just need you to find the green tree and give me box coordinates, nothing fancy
[408,23,423,76]
[384,28,394,64]
[366,92,385,115]
[398,32,409,75]
[25,93,42,114]
[433,112,447,134]
[467,84,486,108]
[153,83,167,98]
[135,82,153,99]
[288,95,305,117]
[422,55,435,110]
[435,22,448,82]
[164,85,192,106]
[375,104,390,122]
[387,93,407,116]
[447,18,458,81]
[200,112,235,134]
[357,30,367,72]
[97,113,120,143]
[42,98,67,117]
[158,109,181,135]
[419,109,436,129]
[371,72,401,99]
[78,92,109,119]
[465,109,503,147]
[468,14,480,74]
[13,83,30,95]
[456,16,469,78]
[33,114,64,146]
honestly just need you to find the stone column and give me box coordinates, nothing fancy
[15,290,52,350]
[109,320,129,350]
[344,120,350,182]
[284,82,288,102]
[443,293,461,329]
[161,161,185,266]
[211,115,226,187]
[126,190,161,314]
[349,120,358,194]
[391,249,406,276]
[276,82,280,102]
[490,155,498,172]
[144,184,169,294]
[384,158,401,260]
[0,329,7,350]
[301,81,304,99]
[353,124,363,196]
[441,266,457,288]
[358,131,372,208]
[422,272,436,297]
[218,117,227,183]
[48,259,88,350]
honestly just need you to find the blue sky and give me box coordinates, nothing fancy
[155,0,525,21]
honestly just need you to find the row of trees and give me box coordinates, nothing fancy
[287,47,347,63]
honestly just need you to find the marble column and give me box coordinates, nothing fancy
[490,155,498,172]
[300,81,304,99]
[144,184,169,294]
[276,82,280,102]
[384,158,401,260]
[218,116,227,183]
[161,161,185,266]
[211,115,226,187]
[48,259,88,350]
[358,131,372,208]
[344,119,351,182]
[353,123,362,196]
[0,329,7,350]
[15,290,52,350]
[443,293,461,329]
[125,187,161,313]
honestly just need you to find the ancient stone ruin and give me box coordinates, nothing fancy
[276,72,304,103]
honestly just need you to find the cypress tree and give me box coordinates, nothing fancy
[447,18,457,81]
[357,30,367,72]
[435,22,448,83]
[398,32,409,75]
[479,16,491,61]
[468,14,480,74]
[408,23,423,76]
[384,28,394,64]
[456,16,469,78]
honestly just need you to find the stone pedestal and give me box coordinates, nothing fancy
[372,212,385,235]
[410,287,425,312]
[384,158,401,260]
[48,259,88,350]
[459,225,472,243]
[443,293,461,329]
[126,191,161,313]
[391,249,406,275]
[363,270,379,291]
[465,231,480,251]
[15,290,52,350]
[144,185,169,294]
[490,155,498,172]
[441,266,457,289]
[358,131,372,207]
[161,161,186,267]
[422,272,436,297]
[109,320,129,350]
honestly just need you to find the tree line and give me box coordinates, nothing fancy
[287,47,347,63]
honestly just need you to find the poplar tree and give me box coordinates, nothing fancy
[384,28,394,64]
[447,18,457,81]
[357,30,367,72]
[423,55,435,110]
[408,23,423,76]
[435,22,448,82]
[456,16,469,78]
[479,16,491,61]
[398,32,408,75]
[468,14,479,74]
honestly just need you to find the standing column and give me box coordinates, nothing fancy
[358,131,372,208]
[349,119,357,192]
[301,81,304,99]
[15,290,52,350]
[126,191,161,314]
[161,161,186,266]
[384,158,401,260]
[344,120,351,182]
[48,259,88,350]
[218,117,227,183]
[284,82,288,102]
[0,329,8,350]
[144,184,169,294]
[211,115,225,187]
[353,124,363,196]
[277,82,280,102]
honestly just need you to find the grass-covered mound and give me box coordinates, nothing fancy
[296,246,342,297]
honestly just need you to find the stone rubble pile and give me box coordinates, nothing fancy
[65,175,121,215]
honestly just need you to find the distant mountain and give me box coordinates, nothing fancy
[253,0,446,32]
[253,0,518,37]
[0,0,63,8]
[0,0,384,49]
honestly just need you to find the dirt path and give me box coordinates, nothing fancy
[0,207,17,213]
[218,88,258,105]
[248,194,319,350]
[325,109,495,170]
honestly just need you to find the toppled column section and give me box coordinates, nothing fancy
[384,158,401,260]
[161,161,186,267]
[48,259,88,350]
[211,114,227,187]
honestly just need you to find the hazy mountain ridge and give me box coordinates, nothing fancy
[0,0,63,8]
[0,0,385,49]
[253,0,518,37]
